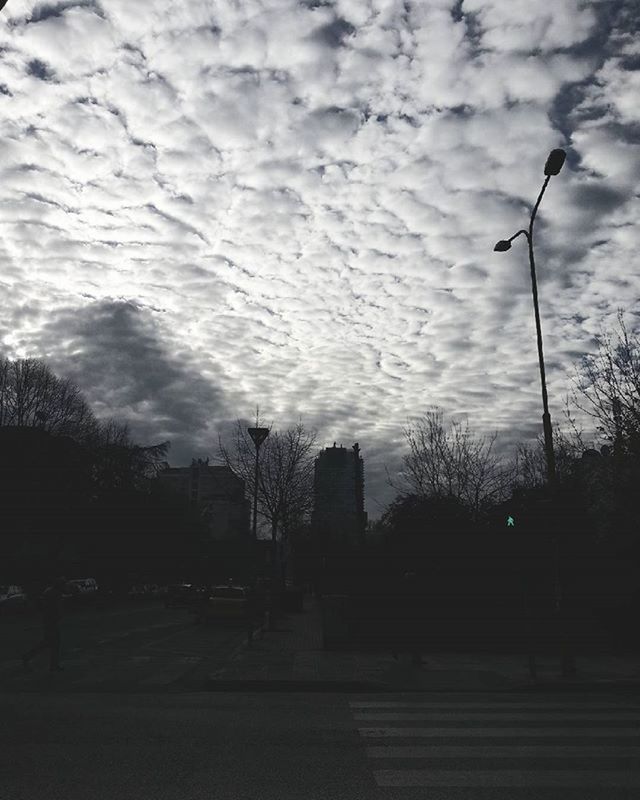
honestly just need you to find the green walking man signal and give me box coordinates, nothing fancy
[507,515,515,527]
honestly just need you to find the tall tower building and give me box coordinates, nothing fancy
[312,442,366,547]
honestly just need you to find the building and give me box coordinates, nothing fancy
[311,442,367,547]
[157,459,251,540]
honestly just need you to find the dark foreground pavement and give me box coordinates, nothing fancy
[204,593,640,694]
[4,689,640,800]
[3,592,640,694]
[4,595,640,799]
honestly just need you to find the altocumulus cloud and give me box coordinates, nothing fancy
[0,0,638,516]
[34,299,231,465]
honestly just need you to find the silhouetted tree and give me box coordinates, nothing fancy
[0,357,97,439]
[568,310,640,539]
[382,492,472,541]
[393,407,512,520]
[512,423,584,491]
[570,309,640,455]
[84,418,170,494]
[0,357,169,494]
[0,357,171,578]
[218,415,317,588]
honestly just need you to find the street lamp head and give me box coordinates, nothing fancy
[544,148,566,176]
[493,240,512,252]
[248,427,269,447]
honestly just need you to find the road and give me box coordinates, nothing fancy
[0,599,255,691]
[3,689,639,799]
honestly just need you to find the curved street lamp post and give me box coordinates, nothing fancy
[494,148,576,678]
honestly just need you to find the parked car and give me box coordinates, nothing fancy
[63,578,98,607]
[194,584,251,625]
[67,578,99,599]
[165,583,198,608]
[0,584,27,613]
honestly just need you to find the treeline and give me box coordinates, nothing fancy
[310,311,640,650]
[2,309,639,614]
[0,358,208,584]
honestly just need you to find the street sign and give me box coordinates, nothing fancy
[248,427,269,447]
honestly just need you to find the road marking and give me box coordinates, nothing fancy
[373,769,640,787]
[350,696,640,790]
[366,745,640,757]
[358,727,640,737]
[350,701,640,709]
[354,712,640,721]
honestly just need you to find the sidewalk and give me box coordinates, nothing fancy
[206,593,640,692]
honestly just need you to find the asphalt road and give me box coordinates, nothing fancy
[0,599,255,691]
[3,690,640,800]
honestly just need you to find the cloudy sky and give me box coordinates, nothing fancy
[0,0,638,518]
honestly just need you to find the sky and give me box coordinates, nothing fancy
[0,0,638,519]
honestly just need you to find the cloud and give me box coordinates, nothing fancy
[30,299,230,460]
[0,0,639,517]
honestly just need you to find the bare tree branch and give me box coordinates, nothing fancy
[397,407,512,519]
[570,309,640,454]
[218,416,318,543]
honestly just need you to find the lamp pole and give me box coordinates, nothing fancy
[494,148,576,677]
[248,426,269,541]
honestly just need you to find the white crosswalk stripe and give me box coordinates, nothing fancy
[373,769,640,788]
[350,695,640,791]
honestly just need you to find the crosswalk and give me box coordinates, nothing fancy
[349,695,640,792]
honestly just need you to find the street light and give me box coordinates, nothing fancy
[544,148,566,176]
[493,147,575,677]
[248,426,269,541]
[493,148,566,488]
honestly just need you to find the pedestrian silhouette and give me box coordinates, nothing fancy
[507,515,515,527]
[22,576,67,672]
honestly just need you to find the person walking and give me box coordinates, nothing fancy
[22,576,67,672]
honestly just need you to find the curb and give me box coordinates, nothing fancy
[203,677,640,693]
[512,679,640,692]
[204,679,390,692]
